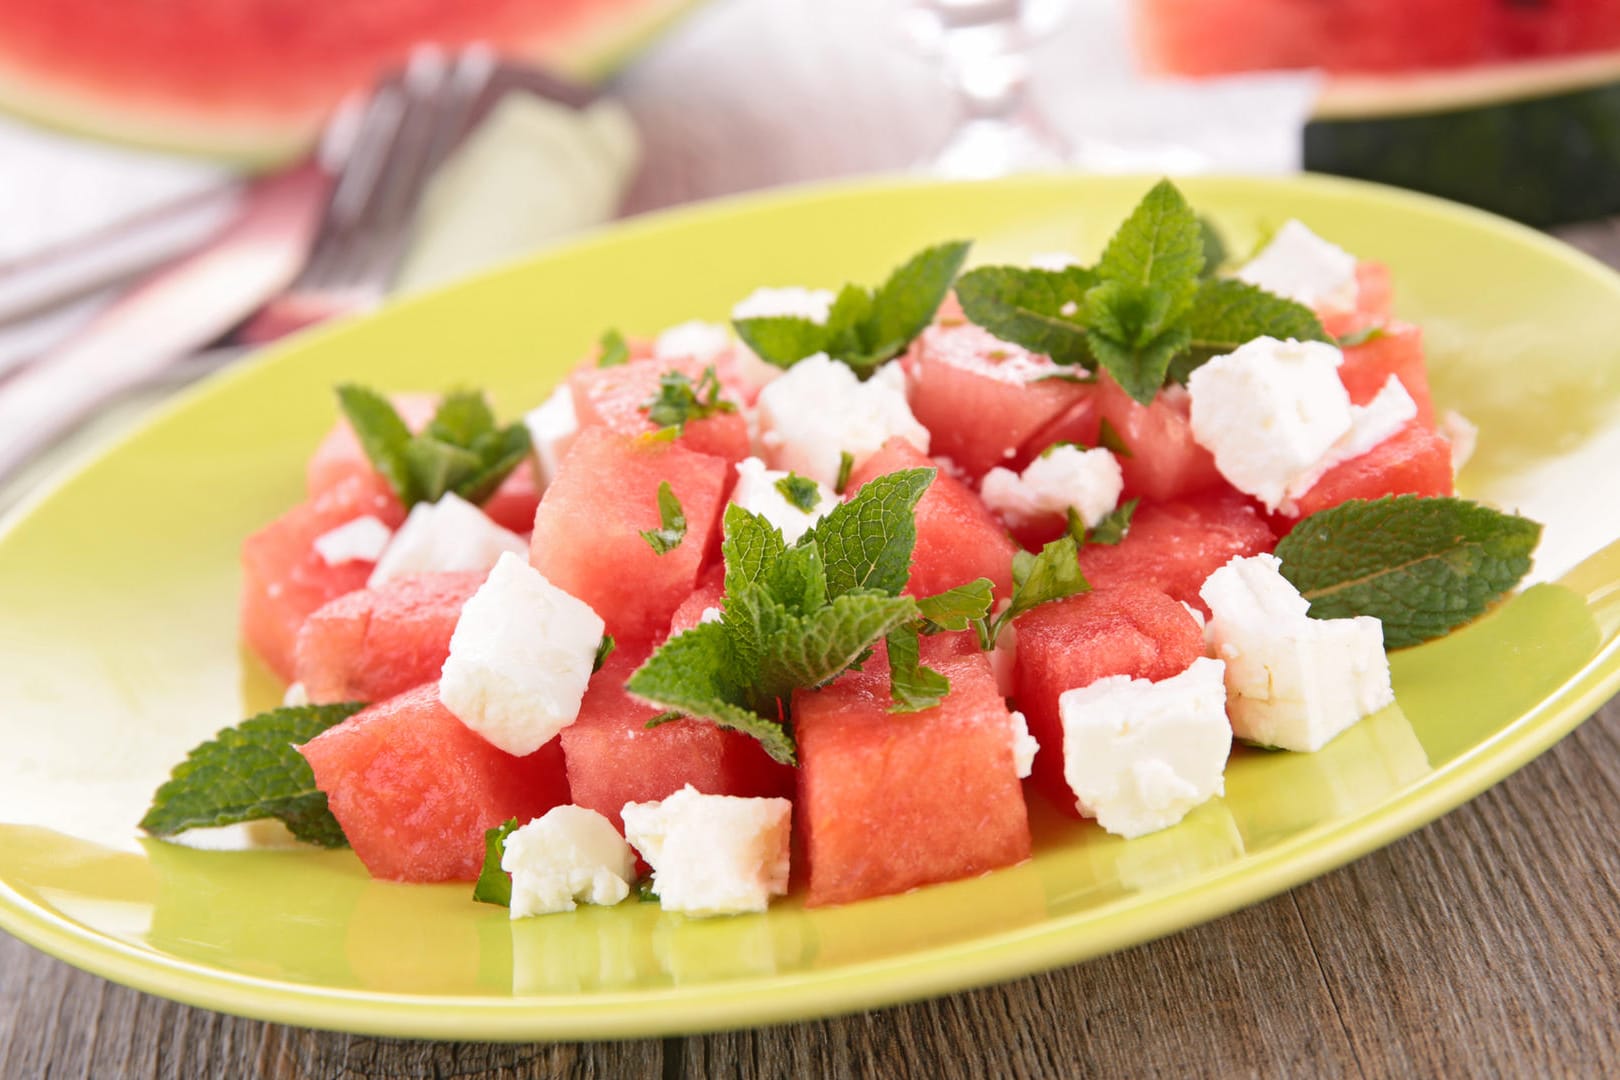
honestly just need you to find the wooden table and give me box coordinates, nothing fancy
[5,3,1620,1075]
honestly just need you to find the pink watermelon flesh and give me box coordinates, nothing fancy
[299,684,570,883]
[294,572,484,705]
[1090,373,1227,503]
[794,636,1031,908]
[846,437,1019,601]
[530,426,728,648]
[569,355,751,466]
[1285,421,1456,521]
[1337,321,1436,428]
[1013,585,1207,816]
[1320,262,1395,341]
[665,568,727,639]
[240,472,405,681]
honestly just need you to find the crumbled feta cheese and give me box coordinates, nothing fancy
[1236,219,1359,312]
[1009,710,1037,780]
[367,493,528,588]
[732,286,837,325]
[524,384,579,490]
[439,552,605,756]
[654,320,731,363]
[312,515,393,566]
[502,805,637,918]
[979,445,1123,528]
[1440,409,1479,472]
[282,682,310,708]
[1029,250,1081,271]
[1280,375,1418,513]
[730,456,835,543]
[754,354,930,487]
[699,606,723,625]
[731,342,785,397]
[1200,553,1393,752]
[1187,337,1353,512]
[620,785,792,917]
[1059,656,1232,838]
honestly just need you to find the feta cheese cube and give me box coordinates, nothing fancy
[1440,409,1479,472]
[754,354,930,487]
[524,384,580,490]
[1029,250,1081,271]
[1009,710,1037,780]
[732,286,837,325]
[282,682,310,708]
[312,515,394,566]
[367,493,528,588]
[730,456,835,543]
[620,785,792,917]
[1058,656,1232,838]
[654,320,731,363]
[1200,553,1394,752]
[502,805,637,918]
[1236,219,1359,312]
[439,552,605,756]
[979,445,1123,528]
[1280,375,1418,513]
[1187,337,1353,512]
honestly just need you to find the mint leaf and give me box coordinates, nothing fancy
[425,389,497,446]
[473,818,520,907]
[643,366,735,432]
[759,592,921,699]
[1097,417,1132,458]
[806,467,934,598]
[337,385,418,505]
[1066,506,1087,544]
[1336,325,1386,348]
[1096,179,1206,296]
[1172,278,1330,383]
[1274,495,1542,649]
[761,540,829,616]
[401,438,483,504]
[1085,498,1138,546]
[455,423,534,506]
[866,241,972,360]
[916,579,995,632]
[639,481,687,555]
[954,264,1099,367]
[593,635,616,673]
[775,472,822,512]
[338,385,531,509]
[722,504,787,596]
[598,328,630,368]
[140,703,365,847]
[1198,215,1229,279]
[886,627,951,713]
[732,316,826,371]
[1089,316,1191,405]
[1009,536,1090,621]
[835,451,855,495]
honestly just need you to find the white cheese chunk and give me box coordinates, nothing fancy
[732,286,836,325]
[1029,250,1081,271]
[282,682,310,708]
[1009,710,1037,780]
[698,606,724,625]
[621,785,792,917]
[524,384,579,491]
[1200,553,1394,752]
[502,805,637,918]
[312,515,394,566]
[730,456,835,543]
[1236,219,1359,312]
[1440,409,1479,473]
[439,552,605,756]
[367,493,528,588]
[754,354,930,487]
[654,319,731,363]
[1187,336,1353,512]
[979,445,1123,528]
[1280,375,1418,513]
[1059,656,1232,839]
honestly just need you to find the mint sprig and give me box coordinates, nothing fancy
[775,472,822,512]
[1173,278,1333,383]
[643,366,735,432]
[473,818,521,907]
[598,328,631,368]
[973,536,1091,649]
[886,628,952,713]
[338,385,533,509]
[140,703,365,847]
[954,265,1098,367]
[916,579,995,632]
[639,481,687,555]
[593,635,616,673]
[733,241,970,378]
[1274,495,1542,649]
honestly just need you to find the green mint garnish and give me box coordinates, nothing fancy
[1336,325,1387,349]
[139,703,365,847]
[639,482,687,555]
[1274,495,1542,649]
[598,328,631,368]
[593,634,616,673]
[1066,498,1139,546]
[954,264,1099,367]
[775,472,822,513]
[473,818,521,907]
[733,241,970,378]
[1097,418,1132,458]
[835,451,855,495]
[1198,215,1229,279]
[885,627,952,713]
[636,878,660,902]
[338,385,533,509]
[1173,278,1333,383]
[974,536,1091,650]
[916,579,995,633]
[643,366,735,432]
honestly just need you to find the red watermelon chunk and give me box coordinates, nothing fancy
[293,572,484,705]
[1079,491,1277,613]
[1013,585,1206,815]
[530,427,729,648]
[1092,374,1226,503]
[1337,321,1436,428]
[1285,421,1455,520]
[570,355,751,466]
[1320,262,1395,340]
[240,472,405,681]
[299,684,570,882]
[903,322,1090,479]
[666,568,727,639]
[846,437,1019,601]
[794,638,1031,907]
[560,650,794,834]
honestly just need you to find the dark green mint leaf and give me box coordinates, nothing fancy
[598,328,630,367]
[806,467,934,599]
[401,438,483,505]
[639,481,688,555]
[1096,178,1206,297]
[1097,417,1132,458]
[886,627,951,713]
[835,451,855,495]
[775,472,823,513]
[1198,215,1229,279]
[425,389,497,447]
[1172,277,1331,383]
[337,385,418,505]
[732,315,827,370]
[722,504,787,597]
[866,241,971,361]
[1066,505,1087,544]
[954,264,1099,367]
[472,818,520,906]
[644,710,683,728]
[1088,317,1191,405]
[454,422,534,506]
[1336,325,1386,349]
[1009,536,1090,621]
[593,635,616,674]
[643,366,736,431]
[916,579,995,632]
[636,878,660,902]
[1086,498,1138,546]
[762,540,828,616]
[759,592,921,699]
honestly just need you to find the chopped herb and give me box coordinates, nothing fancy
[835,451,855,495]
[638,481,687,555]
[775,472,823,513]
[597,328,631,368]
[472,818,521,906]
[643,366,736,432]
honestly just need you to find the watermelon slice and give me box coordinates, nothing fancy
[1086,374,1227,503]
[569,355,751,466]
[299,684,570,882]
[794,638,1031,907]
[666,568,726,638]
[1284,421,1456,520]
[1079,491,1277,613]
[1337,322,1436,428]
[1319,263,1395,340]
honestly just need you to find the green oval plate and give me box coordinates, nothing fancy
[3,175,1620,1041]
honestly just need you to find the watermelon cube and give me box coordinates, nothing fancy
[666,568,726,639]
[293,571,484,705]
[1079,491,1277,613]
[530,427,729,648]
[1092,374,1226,503]
[299,684,570,882]
[794,638,1031,907]
[570,355,751,466]
[1320,262,1395,340]
[846,437,1019,600]
[1013,584,1206,815]
[1337,321,1436,428]
[1285,421,1455,520]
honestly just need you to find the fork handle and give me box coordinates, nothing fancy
[0,165,327,482]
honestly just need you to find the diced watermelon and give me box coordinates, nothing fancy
[794,637,1030,907]
[846,437,1019,601]
[530,427,729,648]
[478,460,543,535]
[1320,262,1395,340]
[1013,584,1206,815]
[1092,374,1226,503]
[903,322,1090,478]
[240,472,406,681]
[560,650,794,835]
[666,567,726,639]
[1337,321,1436,427]
[305,393,436,501]
[1079,491,1277,612]
[1285,421,1455,520]
[299,684,570,882]
[569,355,751,466]
[293,572,483,705]
[1014,386,1102,471]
